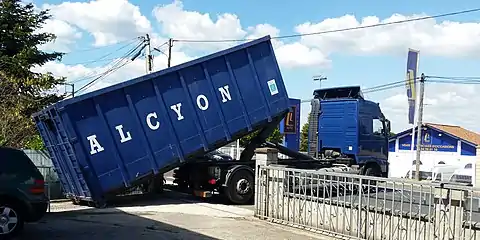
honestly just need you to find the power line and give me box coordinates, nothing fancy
[427,75,480,80]
[67,39,144,84]
[428,79,480,84]
[173,8,480,43]
[74,42,144,94]
[62,57,121,65]
[66,37,140,53]
[363,75,480,94]
[70,41,146,96]
[153,41,170,57]
[62,39,141,66]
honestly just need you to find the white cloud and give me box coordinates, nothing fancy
[43,0,152,47]
[37,19,82,52]
[33,49,195,94]
[151,0,329,69]
[274,42,331,69]
[296,13,480,57]
[152,0,246,52]
[374,82,480,133]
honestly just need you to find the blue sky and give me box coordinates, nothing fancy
[32,0,480,133]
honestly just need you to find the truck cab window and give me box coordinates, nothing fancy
[359,116,372,135]
[372,118,384,135]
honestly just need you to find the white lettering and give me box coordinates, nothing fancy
[170,103,184,121]
[115,125,132,143]
[196,95,209,110]
[87,90,238,148]
[218,85,232,103]
[87,135,104,155]
[146,112,160,130]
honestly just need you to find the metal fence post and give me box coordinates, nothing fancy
[254,148,278,219]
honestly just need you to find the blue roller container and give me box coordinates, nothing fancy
[32,35,290,204]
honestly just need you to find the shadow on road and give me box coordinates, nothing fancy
[18,207,219,240]
[104,188,253,208]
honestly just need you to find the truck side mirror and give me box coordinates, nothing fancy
[385,120,391,133]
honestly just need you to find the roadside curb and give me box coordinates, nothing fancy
[49,199,71,203]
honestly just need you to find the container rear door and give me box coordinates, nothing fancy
[34,109,91,199]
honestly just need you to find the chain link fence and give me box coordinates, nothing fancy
[23,149,64,200]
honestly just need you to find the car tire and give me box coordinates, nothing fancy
[0,201,25,239]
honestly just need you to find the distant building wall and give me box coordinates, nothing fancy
[388,126,477,178]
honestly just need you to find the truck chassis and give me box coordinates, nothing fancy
[171,113,387,205]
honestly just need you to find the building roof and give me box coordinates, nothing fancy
[424,123,480,146]
[390,122,480,146]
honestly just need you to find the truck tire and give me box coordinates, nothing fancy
[0,201,25,239]
[224,169,254,205]
[364,167,381,177]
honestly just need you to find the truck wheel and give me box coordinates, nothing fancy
[364,167,381,177]
[94,201,107,209]
[0,201,25,238]
[224,169,254,205]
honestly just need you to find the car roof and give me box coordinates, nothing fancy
[0,147,34,165]
[0,146,24,155]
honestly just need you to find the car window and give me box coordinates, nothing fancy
[0,147,41,176]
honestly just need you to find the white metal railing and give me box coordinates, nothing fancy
[255,164,480,240]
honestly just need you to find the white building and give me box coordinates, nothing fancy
[388,123,480,185]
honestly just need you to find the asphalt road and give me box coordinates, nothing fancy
[18,190,330,240]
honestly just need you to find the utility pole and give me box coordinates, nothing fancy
[167,38,173,68]
[62,83,74,98]
[313,75,327,89]
[414,73,426,181]
[145,34,153,74]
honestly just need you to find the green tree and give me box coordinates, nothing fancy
[0,0,66,149]
[299,122,309,152]
[299,112,311,152]
[239,127,283,147]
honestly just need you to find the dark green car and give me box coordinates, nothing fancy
[0,147,49,238]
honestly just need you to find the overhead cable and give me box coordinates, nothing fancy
[67,39,144,84]
[173,8,480,43]
[70,41,146,96]
[67,37,141,53]
[63,39,140,66]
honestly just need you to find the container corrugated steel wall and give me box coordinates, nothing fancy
[32,35,290,202]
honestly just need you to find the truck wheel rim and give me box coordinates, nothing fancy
[0,206,18,235]
[236,179,250,195]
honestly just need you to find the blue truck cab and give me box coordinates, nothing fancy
[307,86,391,177]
